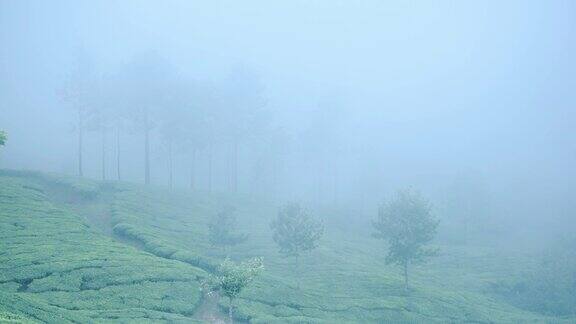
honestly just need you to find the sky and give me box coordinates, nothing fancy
[1,0,575,235]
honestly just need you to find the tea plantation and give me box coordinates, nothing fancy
[0,171,205,323]
[0,170,572,323]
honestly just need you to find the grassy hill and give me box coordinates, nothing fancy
[0,171,207,323]
[0,170,572,323]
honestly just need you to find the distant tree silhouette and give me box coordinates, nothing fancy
[373,189,439,292]
[271,202,323,289]
[208,206,248,256]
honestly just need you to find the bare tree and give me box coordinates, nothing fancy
[218,66,266,193]
[59,49,94,177]
[118,51,177,184]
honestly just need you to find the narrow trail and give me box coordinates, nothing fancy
[194,293,228,324]
[41,181,231,324]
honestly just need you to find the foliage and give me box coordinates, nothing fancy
[208,206,248,252]
[373,189,439,290]
[203,258,264,300]
[202,257,263,322]
[0,130,6,146]
[270,202,324,258]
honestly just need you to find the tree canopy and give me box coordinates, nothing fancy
[208,206,248,253]
[270,202,324,258]
[203,257,263,323]
[373,189,439,290]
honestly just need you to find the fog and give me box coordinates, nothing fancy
[3,1,576,322]
[1,1,575,238]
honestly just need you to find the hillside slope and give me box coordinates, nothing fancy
[0,171,206,323]
[0,170,572,323]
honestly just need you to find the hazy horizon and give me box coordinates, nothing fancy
[1,0,575,237]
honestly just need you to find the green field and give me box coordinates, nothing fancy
[0,170,572,323]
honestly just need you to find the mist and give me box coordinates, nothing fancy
[1,1,575,322]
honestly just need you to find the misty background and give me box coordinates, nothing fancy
[1,0,575,241]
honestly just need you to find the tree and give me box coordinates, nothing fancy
[0,131,6,146]
[372,189,439,292]
[298,91,348,204]
[208,206,248,256]
[202,257,263,324]
[159,112,185,189]
[86,73,127,181]
[184,105,211,190]
[118,51,177,185]
[181,86,213,190]
[86,83,113,181]
[250,126,289,198]
[158,78,205,189]
[270,202,323,289]
[59,48,94,177]
[217,66,266,193]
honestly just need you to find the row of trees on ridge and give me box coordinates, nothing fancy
[60,51,266,191]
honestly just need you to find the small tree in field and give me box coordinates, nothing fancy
[270,203,323,288]
[202,257,263,324]
[372,189,439,292]
[0,131,6,146]
[208,207,248,256]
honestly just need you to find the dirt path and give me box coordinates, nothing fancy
[195,293,229,324]
[41,181,231,324]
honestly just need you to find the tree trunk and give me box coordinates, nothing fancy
[464,199,472,243]
[333,168,338,205]
[101,128,106,181]
[404,260,409,292]
[228,297,233,324]
[78,109,83,177]
[295,254,300,290]
[168,140,174,189]
[226,145,232,191]
[144,128,150,185]
[317,172,322,203]
[208,146,213,192]
[116,126,121,181]
[190,148,196,189]
[233,140,238,193]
